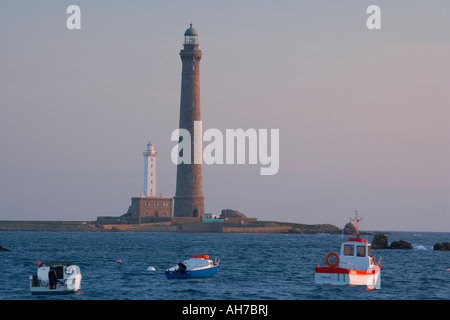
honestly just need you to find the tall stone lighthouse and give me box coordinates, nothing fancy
[174,24,205,218]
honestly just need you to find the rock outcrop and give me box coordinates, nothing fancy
[390,240,413,249]
[343,222,357,235]
[433,242,450,251]
[371,233,389,249]
[220,209,246,219]
[371,234,413,249]
[0,245,11,252]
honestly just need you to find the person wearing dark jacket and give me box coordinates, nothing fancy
[48,269,57,289]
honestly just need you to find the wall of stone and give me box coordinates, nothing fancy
[96,216,124,225]
[223,217,258,224]
[171,217,202,224]
[101,223,178,232]
[179,222,223,233]
[223,227,291,233]
[140,217,172,224]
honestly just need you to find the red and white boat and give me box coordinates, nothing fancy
[315,212,381,289]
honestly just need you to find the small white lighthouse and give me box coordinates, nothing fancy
[126,141,173,224]
[142,141,157,197]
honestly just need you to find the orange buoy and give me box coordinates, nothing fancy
[116,260,122,264]
[326,252,340,268]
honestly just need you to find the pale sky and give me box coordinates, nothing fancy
[0,1,449,232]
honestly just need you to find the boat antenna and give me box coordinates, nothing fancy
[349,210,363,238]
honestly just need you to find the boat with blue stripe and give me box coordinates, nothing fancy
[165,255,219,279]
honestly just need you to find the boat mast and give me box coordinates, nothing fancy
[350,210,362,238]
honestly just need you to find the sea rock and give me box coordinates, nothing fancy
[390,240,413,250]
[343,222,357,235]
[0,245,11,252]
[433,242,450,251]
[371,234,413,249]
[371,233,388,249]
[220,209,246,219]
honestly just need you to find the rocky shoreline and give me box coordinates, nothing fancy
[0,220,343,234]
[0,221,98,232]
[1,221,448,252]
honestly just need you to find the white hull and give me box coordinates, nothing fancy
[30,274,82,295]
[315,269,380,287]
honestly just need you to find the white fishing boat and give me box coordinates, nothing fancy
[315,212,382,289]
[29,261,82,295]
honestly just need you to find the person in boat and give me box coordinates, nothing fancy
[177,262,187,274]
[48,269,57,289]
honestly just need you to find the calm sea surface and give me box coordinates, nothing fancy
[0,231,448,300]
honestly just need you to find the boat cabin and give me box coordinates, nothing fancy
[339,238,373,271]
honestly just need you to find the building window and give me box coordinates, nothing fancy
[154,202,158,207]
[163,202,167,207]
[193,65,196,71]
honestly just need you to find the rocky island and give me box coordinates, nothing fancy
[0,209,342,234]
[0,219,342,234]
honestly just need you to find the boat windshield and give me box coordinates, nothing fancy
[343,244,354,256]
[357,245,366,257]
[344,244,369,257]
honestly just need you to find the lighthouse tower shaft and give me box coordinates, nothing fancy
[174,24,205,218]
[143,143,157,197]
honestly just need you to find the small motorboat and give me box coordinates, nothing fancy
[29,261,82,295]
[165,255,219,279]
[315,212,382,288]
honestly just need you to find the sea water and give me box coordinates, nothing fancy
[0,231,448,300]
